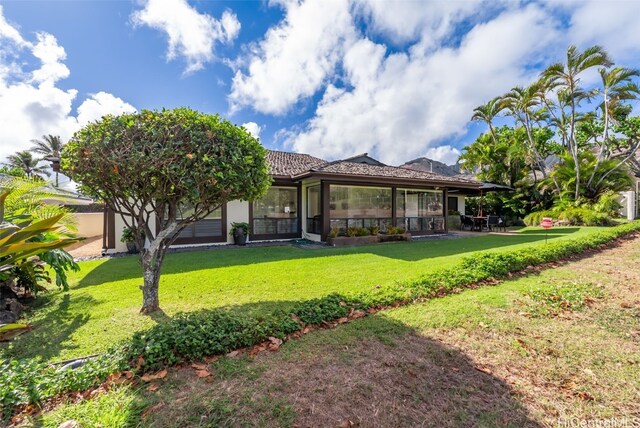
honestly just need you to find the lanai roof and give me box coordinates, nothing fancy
[266,150,481,188]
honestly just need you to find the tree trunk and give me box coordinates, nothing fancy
[140,260,161,314]
[139,245,166,314]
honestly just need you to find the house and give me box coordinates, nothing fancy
[103,151,482,252]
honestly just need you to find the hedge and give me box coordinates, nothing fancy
[2,221,639,418]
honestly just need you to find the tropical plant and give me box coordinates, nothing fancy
[62,108,272,313]
[229,222,250,237]
[467,45,639,212]
[30,134,64,187]
[7,151,49,180]
[0,178,80,292]
[0,176,76,234]
[0,166,26,178]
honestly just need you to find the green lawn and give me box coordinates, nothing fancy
[1,227,603,363]
[33,229,640,427]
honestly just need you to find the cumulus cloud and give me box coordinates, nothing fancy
[131,0,241,74]
[228,0,357,115]
[0,9,135,161]
[230,0,640,166]
[76,92,136,125]
[241,121,262,140]
[424,146,461,165]
[288,4,561,164]
[562,0,640,62]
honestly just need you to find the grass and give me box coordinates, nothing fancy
[2,227,603,362]
[28,230,640,427]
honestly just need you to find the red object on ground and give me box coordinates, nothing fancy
[541,217,553,229]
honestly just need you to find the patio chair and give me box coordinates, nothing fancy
[460,215,474,231]
[486,215,500,232]
[497,216,507,232]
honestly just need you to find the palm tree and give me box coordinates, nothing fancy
[502,82,550,182]
[31,134,64,186]
[7,151,50,179]
[471,97,505,142]
[541,45,613,200]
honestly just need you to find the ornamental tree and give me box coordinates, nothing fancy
[61,108,271,313]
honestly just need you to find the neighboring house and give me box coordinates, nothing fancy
[618,173,639,220]
[104,151,482,252]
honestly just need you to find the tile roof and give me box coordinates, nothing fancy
[308,160,481,186]
[265,150,481,187]
[266,150,326,177]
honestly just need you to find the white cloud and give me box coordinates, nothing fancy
[76,92,136,125]
[424,145,461,165]
[0,9,135,162]
[286,4,561,165]
[228,0,357,115]
[30,32,70,85]
[231,0,640,166]
[241,121,262,139]
[353,0,494,51]
[563,0,640,63]
[131,0,241,74]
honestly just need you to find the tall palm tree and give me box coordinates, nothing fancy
[584,66,640,190]
[31,134,64,186]
[7,151,50,179]
[471,96,505,143]
[541,45,613,200]
[502,82,550,182]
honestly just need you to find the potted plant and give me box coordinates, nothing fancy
[121,226,143,254]
[230,222,250,245]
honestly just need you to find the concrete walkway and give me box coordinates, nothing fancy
[67,235,103,258]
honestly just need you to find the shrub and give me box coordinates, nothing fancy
[557,207,585,225]
[345,227,370,237]
[580,210,611,226]
[2,221,639,419]
[385,225,406,235]
[523,210,553,226]
[593,190,622,217]
[369,225,380,235]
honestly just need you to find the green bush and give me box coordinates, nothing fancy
[580,210,611,226]
[0,348,127,419]
[345,227,371,237]
[2,221,639,419]
[523,210,553,226]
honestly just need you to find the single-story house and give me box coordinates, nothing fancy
[103,151,482,252]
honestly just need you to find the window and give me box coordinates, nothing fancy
[329,185,392,232]
[252,186,299,236]
[448,196,459,213]
[396,189,444,232]
[174,206,223,243]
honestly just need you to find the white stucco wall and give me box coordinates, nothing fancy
[618,191,637,220]
[458,195,466,216]
[74,213,103,238]
[226,200,250,243]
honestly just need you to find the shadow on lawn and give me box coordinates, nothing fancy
[36,313,542,427]
[1,294,94,362]
[74,228,582,290]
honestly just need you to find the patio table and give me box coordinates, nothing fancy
[472,216,487,231]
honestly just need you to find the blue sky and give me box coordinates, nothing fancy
[2,0,640,174]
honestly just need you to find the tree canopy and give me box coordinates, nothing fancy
[62,108,272,313]
[461,45,639,219]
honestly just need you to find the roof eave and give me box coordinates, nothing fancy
[291,171,482,189]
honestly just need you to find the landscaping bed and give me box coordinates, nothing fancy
[1,222,639,420]
[21,223,640,427]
